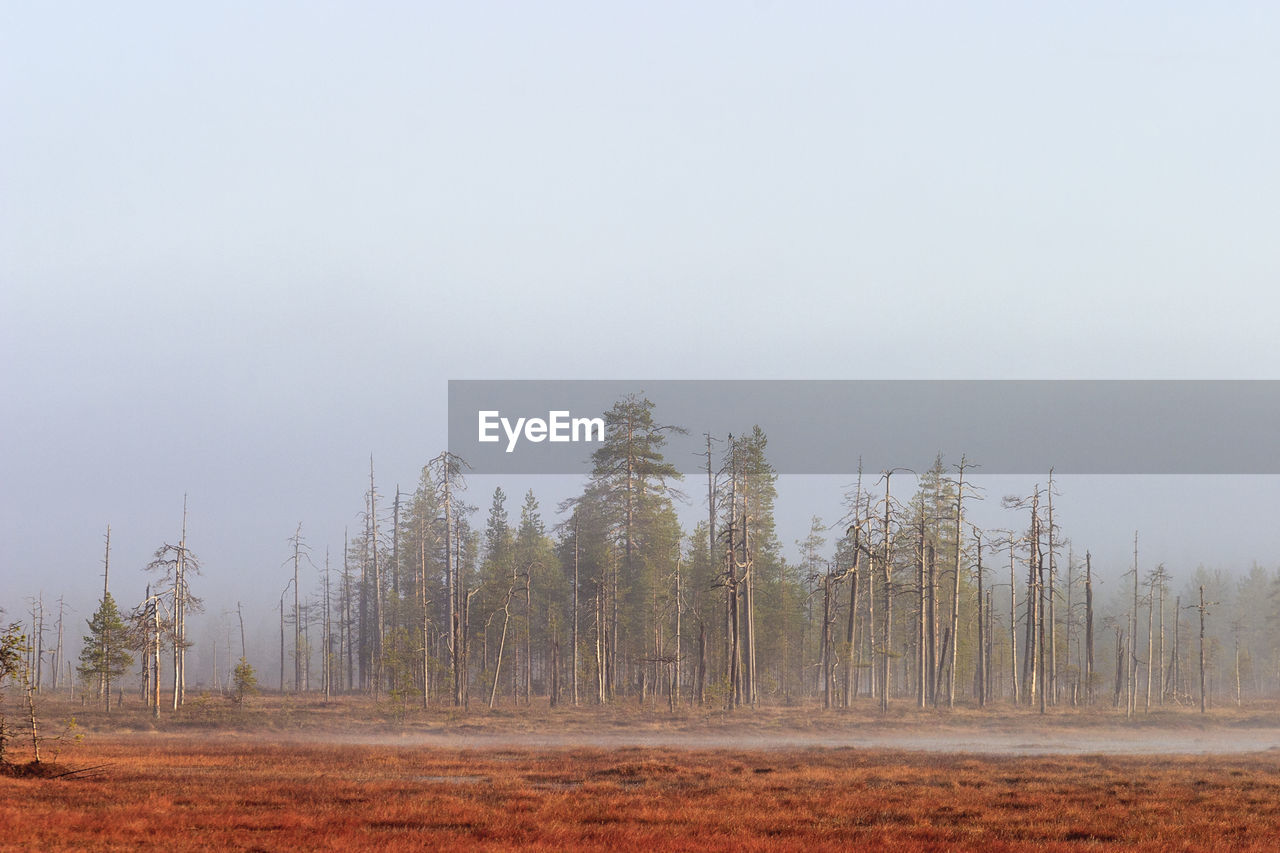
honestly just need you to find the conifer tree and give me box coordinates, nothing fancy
[77,593,133,713]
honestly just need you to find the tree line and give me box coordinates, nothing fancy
[6,394,1279,719]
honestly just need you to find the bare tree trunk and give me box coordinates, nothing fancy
[879,474,893,713]
[1085,551,1094,706]
[152,589,161,717]
[1036,496,1046,716]
[53,596,64,694]
[25,680,40,763]
[726,444,741,710]
[370,461,383,700]
[572,519,580,707]
[1198,586,1208,714]
[926,538,936,706]
[674,556,682,706]
[523,571,532,706]
[1022,493,1039,705]
[489,591,512,709]
[1169,595,1181,703]
[1128,531,1139,718]
[820,572,832,708]
[975,529,985,707]
[697,622,706,706]
[323,552,332,702]
[1234,629,1241,707]
[444,460,460,706]
[1114,628,1125,707]
[844,538,860,707]
[293,523,303,693]
[1046,471,1056,706]
[1010,542,1019,705]
[419,524,429,709]
[595,582,606,705]
[948,461,965,708]
[1145,574,1155,712]
[916,508,927,709]
[744,494,756,707]
[1156,572,1166,706]
[101,526,111,711]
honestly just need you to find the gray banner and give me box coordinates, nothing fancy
[447,380,1280,475]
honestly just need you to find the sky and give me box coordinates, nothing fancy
[3,3,1278,660]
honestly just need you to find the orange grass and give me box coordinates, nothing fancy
[5,734,1280,851]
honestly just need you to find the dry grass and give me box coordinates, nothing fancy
[6,695,1280,849]
[5,732,1280,850]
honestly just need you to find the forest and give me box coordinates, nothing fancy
[4,394,1271,729]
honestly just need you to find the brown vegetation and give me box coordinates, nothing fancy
[5,698,1280,850]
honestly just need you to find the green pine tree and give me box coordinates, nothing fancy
[77,593,134,713]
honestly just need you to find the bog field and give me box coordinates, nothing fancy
[5,697,1280,851]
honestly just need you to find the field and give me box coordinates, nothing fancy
[5,697,1280,851]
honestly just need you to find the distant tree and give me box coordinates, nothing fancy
[77,594,133,713]
[232,657,258,706]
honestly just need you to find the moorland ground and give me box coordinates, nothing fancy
[5,695,1280,851]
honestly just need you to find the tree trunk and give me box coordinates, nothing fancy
[1085,551,1094,706]
[1009,543,1018,705]
[1198,586,1208,714]
[948,464,965,708]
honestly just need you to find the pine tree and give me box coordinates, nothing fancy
[77,593,133,713]
[586,395,684,699]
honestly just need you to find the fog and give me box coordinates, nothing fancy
[4,4,1279,701]
[183,722,1280,757]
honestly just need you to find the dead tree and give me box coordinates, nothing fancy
[572,515,581,707]
[1128,532,1139,719]
[820,567,834,709]
[1144,566,1164,712]
[1085,551,1094,706]
[1166,595,1181,703]
[1045,471,1057,705]
[488,570,520,709]
[1003,489,1042,707]
[145,496,200,710]
[1009,537,1019,705]
[971,524,986,707]
[1154,566,1167,706]
[915,500,928,709]
[876,470,907,712]
[1191,587,1215,714]
[427,452,470,706]
[100,527,111,704]
[285,523,313,693]
[368,459,384,698]
[673,555,682,706]
[945,458,970,708]
[1113,626,1125,707]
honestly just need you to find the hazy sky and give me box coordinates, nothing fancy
[3,4,1278,653]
